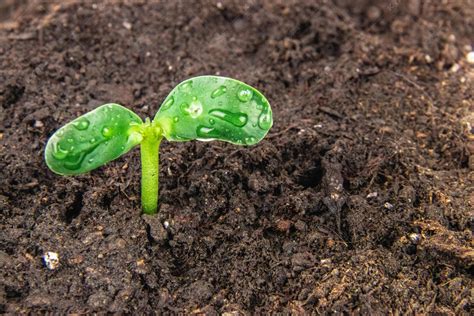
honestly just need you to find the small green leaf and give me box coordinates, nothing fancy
[154,76,272,145]
[45,103,143,175]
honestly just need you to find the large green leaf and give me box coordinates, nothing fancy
[154,76,272,145]
[45,103,143,175]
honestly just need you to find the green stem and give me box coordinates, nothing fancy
[140,121,162,214]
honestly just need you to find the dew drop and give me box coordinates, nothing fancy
[258,110,272,130]
[237,88,252,102]
[209,118,215,125]
[211,85,227,98]
[88,158,94,163]
[209,109,248,127]
[73,118,90,130]
[196,125,220,139]
[89,138,96,143]
[161,96,174,110]
[179,80,192,91]
[58,130,64,137]
[173,116,179,122]
[102,127,113,138]
[67,138,74,143]
[244,136,257,144]
[180,103,189,114]
[52,143,69,160]
[120,146,125,150]
[182,100,203,118]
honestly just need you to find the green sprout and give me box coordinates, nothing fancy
[45,76,273,214]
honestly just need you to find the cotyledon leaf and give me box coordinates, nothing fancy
[154,76,272,145]
[45,103,143,175]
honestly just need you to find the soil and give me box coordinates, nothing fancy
[0,0,473,314]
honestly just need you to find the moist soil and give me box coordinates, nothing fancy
[0,0,473,314]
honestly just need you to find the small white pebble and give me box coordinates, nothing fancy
[450,63,460,73]
[366,192,378,198]
[320,258,331,264]
[163,221,170,229]
[92,3,97,9]
[425,55,433,63]
[168,65,173,71]
[34,120,44,128]
[314,124,323,128]
[408,233,421,244]
[43,252,59,270]
[466,51,474,64]
[123,21,132,30]
[384,202,394,210]
[216,2,223,9]
[145,51,151,57]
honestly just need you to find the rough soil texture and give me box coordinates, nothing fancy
[1,0,473,314]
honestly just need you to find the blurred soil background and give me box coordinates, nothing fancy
[0,0,473,313]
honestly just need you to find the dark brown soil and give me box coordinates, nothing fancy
[1,0,473,314]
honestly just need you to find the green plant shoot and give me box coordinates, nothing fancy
[45,76,273,214]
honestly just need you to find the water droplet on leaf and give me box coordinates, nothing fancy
[173,116,179,122]
[244,136,257,144]
[52,143,68,160]
[182,100,203,118]
[196,125,220,139]
[237,89,252,102]
[179,81,192,91]
[162,96,174,110]
[102,127,113,138]
[258,111,272,130]
[209,118,215,125]
[73,118,90,130]
[211,85,227,98]
[209,109,247,127]
[180,103,189,114]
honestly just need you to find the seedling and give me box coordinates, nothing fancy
[45,76,273,214]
